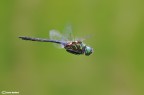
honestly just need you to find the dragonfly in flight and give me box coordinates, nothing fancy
[19,26,93,56]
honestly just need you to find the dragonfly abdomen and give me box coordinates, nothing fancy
[19,36,66,45]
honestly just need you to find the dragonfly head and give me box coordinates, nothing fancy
[84,46,93,56]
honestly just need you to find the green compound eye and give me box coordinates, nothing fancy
[85,46,93,56]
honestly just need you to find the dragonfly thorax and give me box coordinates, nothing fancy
[64,41,93,56]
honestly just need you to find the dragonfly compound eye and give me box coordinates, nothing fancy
[85,46,93,56]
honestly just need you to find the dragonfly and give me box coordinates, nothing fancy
[19,26,93,56]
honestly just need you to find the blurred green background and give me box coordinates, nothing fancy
[0,0,144,95]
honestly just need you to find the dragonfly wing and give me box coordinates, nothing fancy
[63,24,74,41]
[49,29,63,41]
[75,35,92,42]
[75,37,85,42]
[49,29,64,48]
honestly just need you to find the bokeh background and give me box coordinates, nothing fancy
[0,0,144,95]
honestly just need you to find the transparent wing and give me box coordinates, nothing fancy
[75,35,92,42]
[49,29,64,48]
[49,29,63,41]
[62,24,74,41]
